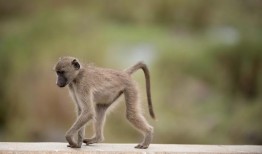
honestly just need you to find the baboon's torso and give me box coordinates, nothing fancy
[69,66,131,105]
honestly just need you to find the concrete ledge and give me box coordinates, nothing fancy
[0,142,262,154]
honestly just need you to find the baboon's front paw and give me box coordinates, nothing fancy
[66,139,82,148]
[83,138,97,145]
[83,137,102,145]
[135,144,149,149]
[67,143,81,148]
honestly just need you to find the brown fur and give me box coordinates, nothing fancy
[54,56,155,149]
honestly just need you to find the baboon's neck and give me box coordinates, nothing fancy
[72,68,85,85]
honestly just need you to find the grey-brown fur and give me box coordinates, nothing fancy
[54,56,155,149]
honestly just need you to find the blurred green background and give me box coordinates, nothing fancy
[0,0,262,144]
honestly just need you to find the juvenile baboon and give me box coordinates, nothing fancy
[54,56,155,149]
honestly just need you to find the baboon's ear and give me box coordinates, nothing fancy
[72,59,80,70]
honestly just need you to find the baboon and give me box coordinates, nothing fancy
[54,56,155,149]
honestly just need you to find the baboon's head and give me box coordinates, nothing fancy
[54,56,81,88]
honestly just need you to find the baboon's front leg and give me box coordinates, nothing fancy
[66,120,85,147]
[77,112,85,146]
[83,104,107,145]
[66,112,93,148]
[67,91,85,147]
[66,94,94,148]
[76,106,85,146]
[78,127,85,145]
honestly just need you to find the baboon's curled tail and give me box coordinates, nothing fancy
[125,61,156,120]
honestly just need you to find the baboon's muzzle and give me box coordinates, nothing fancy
[56,76,67,88]
[57,82,67,87]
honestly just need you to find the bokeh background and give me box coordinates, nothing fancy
[0,0,261,144]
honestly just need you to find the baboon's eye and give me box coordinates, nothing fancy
[56,70,65,75]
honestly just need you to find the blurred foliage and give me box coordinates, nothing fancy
[0,0,261,144]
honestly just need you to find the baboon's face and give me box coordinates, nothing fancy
[54,57,80,88]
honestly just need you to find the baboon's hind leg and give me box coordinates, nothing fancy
[124,86,153,149]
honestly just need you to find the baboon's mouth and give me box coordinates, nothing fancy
[58,84,66,88]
